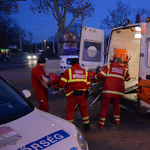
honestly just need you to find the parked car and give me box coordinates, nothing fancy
[0,76,89,150]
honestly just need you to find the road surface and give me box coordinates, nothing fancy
[1,58,150,150]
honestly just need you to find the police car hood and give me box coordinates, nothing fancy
[0,108,79,150]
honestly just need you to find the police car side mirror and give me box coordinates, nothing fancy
[22,89,31,99]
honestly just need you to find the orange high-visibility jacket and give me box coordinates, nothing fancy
[59,64,91,97]
[97,62,131,98]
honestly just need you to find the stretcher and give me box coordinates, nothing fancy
[47,72,104,120]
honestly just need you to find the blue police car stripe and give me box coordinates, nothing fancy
[70,147,77,150]
[60,66,72,69]
[18,130,70,150]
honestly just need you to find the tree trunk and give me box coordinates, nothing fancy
[57,27,63,55]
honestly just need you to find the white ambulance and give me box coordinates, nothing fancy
[79,16,150,114]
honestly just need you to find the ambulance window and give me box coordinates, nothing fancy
[83,41,101,62]
[147,41,150,67]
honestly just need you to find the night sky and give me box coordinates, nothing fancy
[11,0,150,43]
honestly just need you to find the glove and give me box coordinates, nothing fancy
[91,76,94,80]
[96,66,101,74]
[48,89,53,94]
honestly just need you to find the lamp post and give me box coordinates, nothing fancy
[44,40,46,51]
[49,14,55,53]
[52,15,55,53]
[32,29,38,53]
[37,24,46,51]
[82,0,84,26]
[19,26,22,60]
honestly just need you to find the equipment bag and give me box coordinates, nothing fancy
[136,79,150,104]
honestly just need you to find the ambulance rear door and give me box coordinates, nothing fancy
[79,26,104,71]
[140,22,150,80]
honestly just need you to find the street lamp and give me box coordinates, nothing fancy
[44,40,46,51]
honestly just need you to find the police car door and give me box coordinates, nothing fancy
[79,26,104,71]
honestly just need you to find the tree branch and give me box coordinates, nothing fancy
[47,0,59,22]
[67,3,91,30]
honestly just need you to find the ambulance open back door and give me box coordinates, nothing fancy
[79,26,104,71]
[140,21,150,80]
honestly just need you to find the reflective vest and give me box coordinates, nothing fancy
[59,64,91,97]
[97,62,130,98]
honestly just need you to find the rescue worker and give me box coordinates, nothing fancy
[95,57,131,129]
[31,57,52,112]
[59,58,91,132]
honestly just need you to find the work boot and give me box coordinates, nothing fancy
[96,122,104,129]
[83,123,90,132]
[115,120,121,125]
[114,116,121,125]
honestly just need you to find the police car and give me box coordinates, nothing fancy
[60,55,79,75]
[0,76,89,150]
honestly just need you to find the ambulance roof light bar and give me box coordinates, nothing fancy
[122,19,130,26]
[136,14,142,23]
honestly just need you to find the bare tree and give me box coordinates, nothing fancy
[30,0,95,53]
[132,8,150,23]
[0,14,26,48]
[100,1,150,30]
[0,0,26,15]
[100,1,132,29]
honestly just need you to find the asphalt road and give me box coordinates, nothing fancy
[1,58,150,150]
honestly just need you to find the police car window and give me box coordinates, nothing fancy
[147,40,150,67]
[83,41,101,62]
[66,58,72,65]
[0,78,33,124]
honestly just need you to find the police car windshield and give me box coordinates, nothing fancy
[0,77,34,124]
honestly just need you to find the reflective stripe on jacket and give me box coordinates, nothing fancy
[59,63,91,97]
[97,62,131,98]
